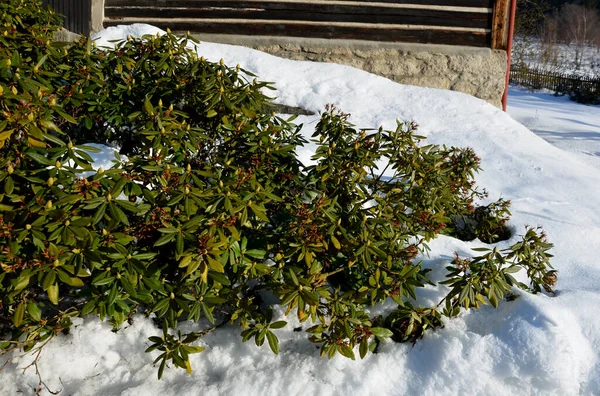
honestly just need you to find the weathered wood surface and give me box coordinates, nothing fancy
[491,0,510,49]
[44,0,91,35]
[104,0,495,47]
[105,0,493,8]
[105,5,491,29]
[103,18,490,47]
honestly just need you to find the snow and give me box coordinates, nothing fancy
[507,86,600,169]
[3,24,600,395]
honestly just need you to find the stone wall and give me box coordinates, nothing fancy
[194,35,508,108]
[255,45,507,108]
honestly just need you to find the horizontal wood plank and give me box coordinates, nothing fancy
[102,18,490,46]
[105,0,494,9]
[105,5,491,29]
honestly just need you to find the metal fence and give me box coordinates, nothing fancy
[43,0,91,35]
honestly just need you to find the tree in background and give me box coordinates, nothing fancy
[512,0,554,68]
[514,0,600,72]
[556,3,600,69]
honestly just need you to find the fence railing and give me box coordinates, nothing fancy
[509,67,600,95]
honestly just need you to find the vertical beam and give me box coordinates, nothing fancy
[501,0,517,111]
[90,0,105,33]
[491,0,511,50]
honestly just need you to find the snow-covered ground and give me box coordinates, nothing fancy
[2,24,600,395]
[507,86,600,169]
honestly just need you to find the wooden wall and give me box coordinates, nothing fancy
[103,0,512,49]
[43,0,92,35]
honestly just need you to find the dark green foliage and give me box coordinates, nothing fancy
[1,0,558,379]
[453,198,512,243]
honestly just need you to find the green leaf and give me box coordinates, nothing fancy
[266,331,279,354]
[25,151,53,165]
[206,256,225,273]
[245,249,265,259]
[158,357,167,380]
[154,232,175,247]
[47,282,59,305]
[250,204,269,222]
[120,276,138,298]
[108,202,130,225]
[144,96,155,116]
[359,339,369,359]
[201,303,215,324]
[489,293,499,308]
[27,302,42,322]
[269,320,287,329]
[14,275,30,291]
[81,299,97,316]
[107,283,118,307]
[370,327,393,338]
[4,176,14,194]
[92,202,106,225]
[54,107,77,124]
[13,302,25,327]
[331,235,341,249]
[339,345,356,360]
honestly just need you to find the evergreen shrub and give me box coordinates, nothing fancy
[1,0,558,379]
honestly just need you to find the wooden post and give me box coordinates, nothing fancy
[491,0,511,50]
[91,0,105,33]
